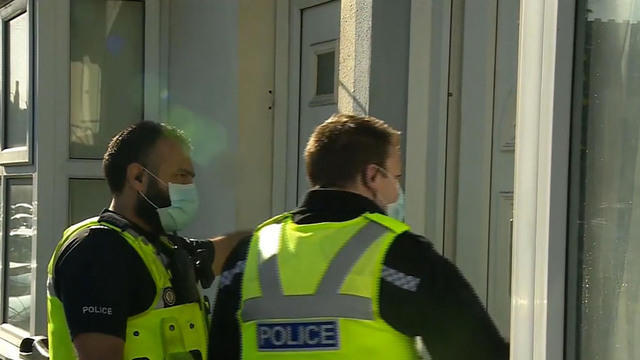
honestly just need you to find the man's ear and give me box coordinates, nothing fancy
[364,164,380,185]
[126,163,146,192]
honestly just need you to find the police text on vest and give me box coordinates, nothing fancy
[257,320,339,351]
[82,306,112,315]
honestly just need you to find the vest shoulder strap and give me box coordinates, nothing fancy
[60,216,100,239]
[255,212,291,231]
[52,217,141,272]
[255,212,408,234]
[362,212,410,234]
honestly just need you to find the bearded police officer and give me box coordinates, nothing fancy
[210,114,509,359]
[48,121,241,360]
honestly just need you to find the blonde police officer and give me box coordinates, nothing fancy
[210,114,509,359]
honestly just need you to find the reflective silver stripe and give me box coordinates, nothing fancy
[259,254,282,298]
[241,221,388,322]
[315,222,388,295]
[242,293,373,321]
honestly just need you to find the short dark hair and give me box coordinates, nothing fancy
[103,121,191,194]
[304,113,400,188]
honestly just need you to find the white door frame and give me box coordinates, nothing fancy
[407,0,578,358]
[509,0,575,358]
[272,0,336,214]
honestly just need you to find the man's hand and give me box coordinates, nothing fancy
[211,230,252,275]
[74,333,124,360]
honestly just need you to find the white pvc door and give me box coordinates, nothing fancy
[451,0,519,338]
[485,0,518,336]
[295,1,339,204]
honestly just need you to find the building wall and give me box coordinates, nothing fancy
[368,0,411,137]
[237,0,276,229]
[167,0,239,238]
[167,0,276,238]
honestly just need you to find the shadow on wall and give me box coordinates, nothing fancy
[338,80,368,115]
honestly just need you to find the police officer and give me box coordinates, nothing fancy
[47,121,241,360]
[210,114,509,359]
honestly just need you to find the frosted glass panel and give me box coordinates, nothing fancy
[69,178,112,225]
[569,0,640,358]
[69,0,144,159]
[5,11,29,149]
[4,178,33,330]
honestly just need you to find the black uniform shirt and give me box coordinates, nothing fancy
[209,189,509,359]
[53,210,214,340]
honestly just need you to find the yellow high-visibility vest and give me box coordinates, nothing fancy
[47,217,208,360]
[239,212,418,359]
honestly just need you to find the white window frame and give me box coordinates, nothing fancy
[0,0,36,351]
[0,0,167,354]
[0,0,32,166]
[308,40,338,107]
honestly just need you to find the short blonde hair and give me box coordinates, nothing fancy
[304,113,400,188]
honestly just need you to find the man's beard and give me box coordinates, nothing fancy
[135,176,171,233]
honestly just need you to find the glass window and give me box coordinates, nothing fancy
[69,0,144,159]
[68,178,112,225]
[308,41,337,107]
[5,11,28,149]
[316,50,335,96]
[3,178,32,331]
[0,0,32,164]
[567,1,640,358]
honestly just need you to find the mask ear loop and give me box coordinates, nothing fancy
[142,167,168,187]
[138,166,165,209]
[138,190,160,209]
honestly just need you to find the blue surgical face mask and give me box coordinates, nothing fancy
[386,182,405,222]
[376,166,406,222]
[139,168,199,233]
